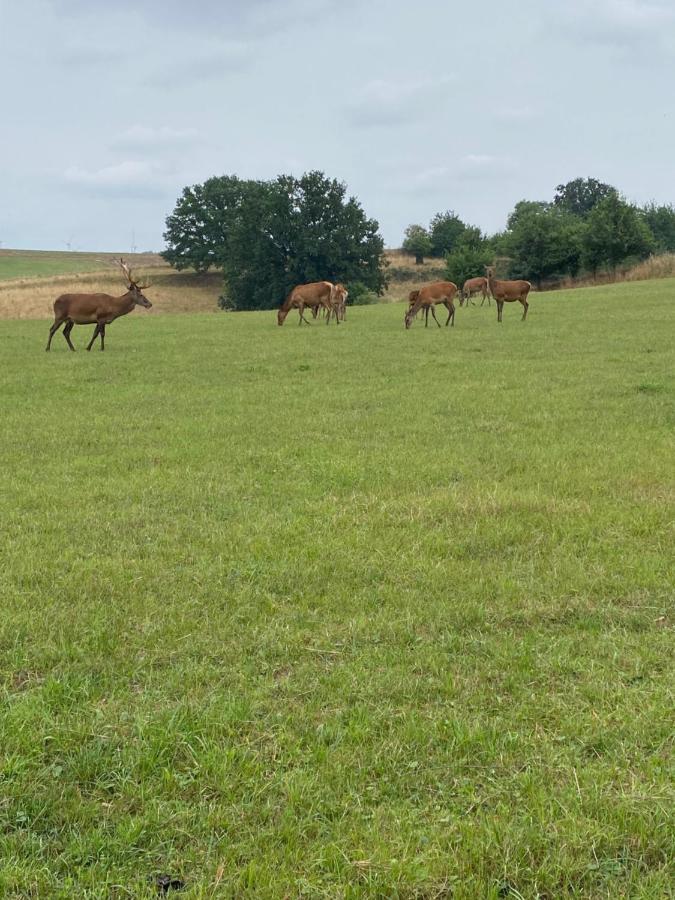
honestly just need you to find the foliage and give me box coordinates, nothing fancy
[641,202,675,253]
[402,224,432,264]
[347,280,379,305]
[553,177,618,218]
[582,194,655,274]
[2,287,673,895]
[429,210,467,257]
[163,174,252,273]
[504,202,585,284]
[445,227,493,287]
[164,171,387,310]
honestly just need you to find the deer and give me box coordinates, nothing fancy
[333,283,349,321]
[404,282,457,329]
[485,266,530,322]
[45,259,152,351]
[461,276,491,307]
[277,281,341,325]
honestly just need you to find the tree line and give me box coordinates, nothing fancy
[403,178,675,288]
[163,173,675,309]
[163,171,386,311]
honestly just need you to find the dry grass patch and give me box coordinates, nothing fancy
[0,267,222,319]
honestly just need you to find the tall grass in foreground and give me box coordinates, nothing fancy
[0,280,673,897]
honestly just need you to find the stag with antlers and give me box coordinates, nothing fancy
[45,258,152,351]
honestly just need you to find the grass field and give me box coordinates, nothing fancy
[0,250,163,283]
[0,280,673,897]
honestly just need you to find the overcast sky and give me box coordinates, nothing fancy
[1,0,674,251]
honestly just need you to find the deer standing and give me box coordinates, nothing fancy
[462,276,491,307]
[485,267,530,322]
[277,281,342,325]
[405,282,457,329]
[333,283,348,321]
[45,259,152,351]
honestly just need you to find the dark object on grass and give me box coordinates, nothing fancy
[152,874,185,894]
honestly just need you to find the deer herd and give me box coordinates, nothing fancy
[45,260,531,350]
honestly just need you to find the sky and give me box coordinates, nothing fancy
[1,0,675,251]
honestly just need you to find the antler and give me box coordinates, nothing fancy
[116,257,135,285]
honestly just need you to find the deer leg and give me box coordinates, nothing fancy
[62,320,76,351]
[497,301,503,323]
[445,302,455,327]
[46,318,65,351]
[99,323,106,350]
[521,299,529,321]
[430,305,441,328]
[298,303,310,325]
[86,323,101,351]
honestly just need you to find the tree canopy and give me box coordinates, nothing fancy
[553,177,618,218]
[163,171,387,310]
[504,202,584,285]
[429,211,467,257]
[402,224,432,264]
[445,228,493,288]
[582,194,654,274]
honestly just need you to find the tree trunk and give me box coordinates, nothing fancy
[415,253,424,265]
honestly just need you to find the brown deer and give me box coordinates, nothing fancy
[277,281,341,325]
[405,282,457,329]
[462,276,491,307]
[46,259,152,351]
[333,283,348,321]
[485,266,530,322]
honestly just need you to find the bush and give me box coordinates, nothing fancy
[347,281,379,305]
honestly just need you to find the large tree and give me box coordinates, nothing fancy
[429,210,467,257]
[445,228,493,288]
[553,177,617,218]
[163,171,387,310]
[641,202,675,253]
[582,194,654,275]
[504,201,585,286]
[163,175,253,273]
[402,224,432,265]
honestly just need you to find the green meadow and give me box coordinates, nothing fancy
[0,250,161,282]
[0,280,673,898]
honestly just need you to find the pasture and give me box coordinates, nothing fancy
[0,280,673,897]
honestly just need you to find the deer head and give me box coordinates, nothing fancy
[116,258,153,309]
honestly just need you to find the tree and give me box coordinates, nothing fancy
[429,210,467,257]
[402,224,432,264]
[582,194,655,275]
[553,177,617,218]
[163,171,387,310]
[445,228,493,288]
[163,175,254,273]
[504,202,585,286]
[641,202,675,253]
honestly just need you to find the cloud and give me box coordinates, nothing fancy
[550,0,675,48]
[402,154,515,193]
[50,0,347,35]
[494,105,539,122]
[346,77,454,128]
[64,160,175,196]
[111,126,201,151]
[144,42,252,88]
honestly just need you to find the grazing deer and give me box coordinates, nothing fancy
[405,282,457,329]
[485,267,530,322]
[277,281,341,325]
[333,283,348,321]
[46,259,152,351]
[462,276,491,307]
